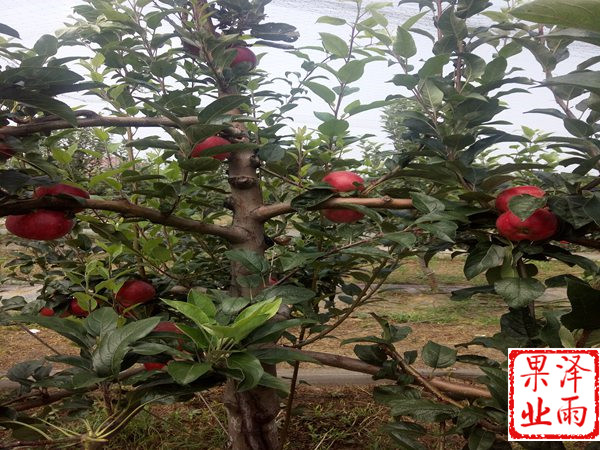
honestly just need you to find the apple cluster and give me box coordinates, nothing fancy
[494,186,558,242]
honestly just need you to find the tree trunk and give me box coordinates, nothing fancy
[222,378,281,450]
[225,146,281,449]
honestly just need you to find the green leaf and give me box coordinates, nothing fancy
[258,372,290,394]
[0,23,19,38]
[84,308,118,337]
[226,352,264,391]
[319,32,349,57]
[545,71,600,93]
[304,81,336,104]
[468,427,495,450]
[197,95,248,124]
[150,60,177,77]
[290,188,334,210]
[464,244,505,280]
[394,26,417,58]
[11,315,89,349]
[345,99,390,116]
[420,79,444,107]
[561,278,600,330]
[162,300,212,328]
[178,157,221,172]
[381,231,416,248]
[508,194,547,220]
[33,34,58,57]
[255,285,315,305]
[511,0,600,33]
[245,318,311,344]
[188,290,216,319]
[494,278,545,308]
[92,318,160,377]
[318,119,349,137]
[250,348,318,364]
[224,249,269,274]
[250,22,299,42]
[410,192,444,213]
[316,16,347,25]
[390,399,460,422]
[0,87,78,127]
[338,60,365,84]
[168,362,211,385]
[418,54,450,78]
[354,344,387,365]
[421,341,457,368]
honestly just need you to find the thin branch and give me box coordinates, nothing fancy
[0,197,248,243]
[252,196,414,222]
[287,347,491,400]
[0,115,211,137]
[10,368,144,412]
[16,324,61,355]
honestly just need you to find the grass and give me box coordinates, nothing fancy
[27,387,393,450]
[386,254,586,286]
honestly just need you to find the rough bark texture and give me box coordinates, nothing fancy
[222,379,281,450]
[225,145,281,449]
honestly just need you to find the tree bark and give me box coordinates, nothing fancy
[224,143,281,449]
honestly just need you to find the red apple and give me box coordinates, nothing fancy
[496,209,558,241]
[34,183,90,212]
[143,362,166,371]
[152,321,182,334]
[322,171,365,193]
[230,47,257,69]
[190,136,231,161]
[39,307,55,317]
[323,208,365,223]
[69,299,89,317]
[322,171,365,223]
[495,186,545,213]
[268,277,278,286]
[5,210,74,241]
[116,279,156,308]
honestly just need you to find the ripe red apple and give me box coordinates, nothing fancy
[5,210,74,240]
[230,47,257,69]
[69,299,89,317]
[0,141,14,161]
[39,307,55,317]
[495,186,545,213]
[116,279,156,308]
[152,321,182,334]
[323,171,365,193]
[322,171,365,223]
[323,208,365,223]
[496,209,558,241]
[34,183,90,212]
[143,362,166,371]
[190,136,231,161]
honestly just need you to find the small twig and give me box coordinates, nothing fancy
[197,393,228,437]
[281,327,306,446]
[576,329,591,348]
[16,324,60,355]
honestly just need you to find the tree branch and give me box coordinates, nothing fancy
[10,367,144,412]
[0,115,215,137]
[0,197,248,243]
[252,196,414,222]
[285,348,491,400]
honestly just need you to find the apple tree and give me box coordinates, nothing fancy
[1,0,600,449]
